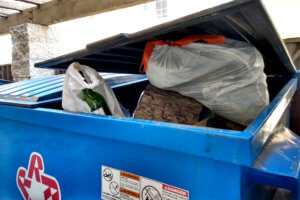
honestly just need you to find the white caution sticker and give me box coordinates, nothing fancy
[101,166,189,200]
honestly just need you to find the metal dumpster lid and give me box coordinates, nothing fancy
[0,74,147,108]
[35,0,297,75]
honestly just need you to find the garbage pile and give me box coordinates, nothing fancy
[62,35,270,131]
[140,35,269,126]
[134,83,245,131]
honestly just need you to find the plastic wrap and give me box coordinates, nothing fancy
[62,62,124,117]
[145,38,269,125]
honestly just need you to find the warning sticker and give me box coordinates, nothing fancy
[101,166,189,200]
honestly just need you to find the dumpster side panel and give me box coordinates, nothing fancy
[0,104,251,166]
[0,117,243,200]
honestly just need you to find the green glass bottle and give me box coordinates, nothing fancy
[82,88,112,115]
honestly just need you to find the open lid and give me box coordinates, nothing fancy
[35,0,297,75]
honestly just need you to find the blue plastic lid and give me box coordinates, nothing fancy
[0,74,147,108]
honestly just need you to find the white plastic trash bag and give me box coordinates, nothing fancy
[141,35,269,125]
[62,62,124,118]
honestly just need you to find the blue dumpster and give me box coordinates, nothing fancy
[0,0,300,200]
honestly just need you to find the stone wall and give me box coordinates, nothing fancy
[10,23,63,81]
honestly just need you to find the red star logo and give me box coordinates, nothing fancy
[16,152,61,200]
